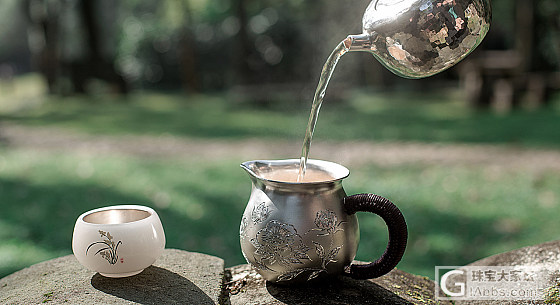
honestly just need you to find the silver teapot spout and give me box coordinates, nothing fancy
[345,0,491,78]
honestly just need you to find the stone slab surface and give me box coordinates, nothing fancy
[7,241,560,304]
[452,240,560,305]
[225,264,451,305]
[0,249,225,305]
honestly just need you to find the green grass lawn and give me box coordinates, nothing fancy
[0,75,559,279]
[0,149,248,278]
[1,147,559,279]
[1,77,559,147]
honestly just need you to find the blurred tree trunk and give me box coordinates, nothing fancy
[25,0,128,95]
[528,0,560,106]
[178,29,200,93]
[233,0,252,85]
[460,0,557,110]
[177,0,200,93]
[24,0,61,94]
[70,0,128,94]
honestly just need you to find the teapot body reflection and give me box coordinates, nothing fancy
[346,0,491,78]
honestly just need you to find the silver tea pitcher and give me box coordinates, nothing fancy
[345,0,491,78]
[239,159,408,283]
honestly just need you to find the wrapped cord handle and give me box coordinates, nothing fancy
[344,193,408,279]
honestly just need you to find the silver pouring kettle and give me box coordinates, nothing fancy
[345,0,491,78]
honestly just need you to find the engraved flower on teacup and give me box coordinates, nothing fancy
[313,209,345,236]
[251,220,310,267]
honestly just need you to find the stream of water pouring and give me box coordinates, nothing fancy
[297,40,350,182]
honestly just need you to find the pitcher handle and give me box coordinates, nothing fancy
[343,193,408,279]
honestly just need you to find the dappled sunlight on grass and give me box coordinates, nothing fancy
[1,83,559,147]
[347,89,470,120]
[347,163,560,278]
[1,91,306,140]
[316,89,560,147]
[0,240,58,277]
[0,148,249,278]
[1,145,558,279]
[0,74,48,114]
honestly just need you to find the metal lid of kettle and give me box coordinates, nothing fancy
[345,0,492,78]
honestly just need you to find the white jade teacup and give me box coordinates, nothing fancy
[72,205,165,277]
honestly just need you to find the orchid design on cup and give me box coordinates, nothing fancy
[72,205,165,278]
[86,230,122,265]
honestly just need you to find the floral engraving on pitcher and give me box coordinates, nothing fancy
[251,202,272,224]
[239,216,249,240]
[311,209,346,236]
[250,254,276,272]
[276,209,345,282]
[313,241,343,271]
[250,220,310,271]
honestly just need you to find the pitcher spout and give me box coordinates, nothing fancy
[240,160,260,182]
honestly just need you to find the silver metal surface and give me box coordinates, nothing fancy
[240,159,359,283]
[346,0,491,78]
[83,209,151,224]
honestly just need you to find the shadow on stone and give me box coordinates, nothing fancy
[91,266,215,305]
[265,276,413,305]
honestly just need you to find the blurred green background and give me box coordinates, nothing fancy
[0,0,559,280]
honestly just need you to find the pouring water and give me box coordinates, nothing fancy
[297,0,491,181]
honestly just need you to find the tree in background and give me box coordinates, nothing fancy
[460,0,560,110]
[24,0,127,95]
[11,0,558,102]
